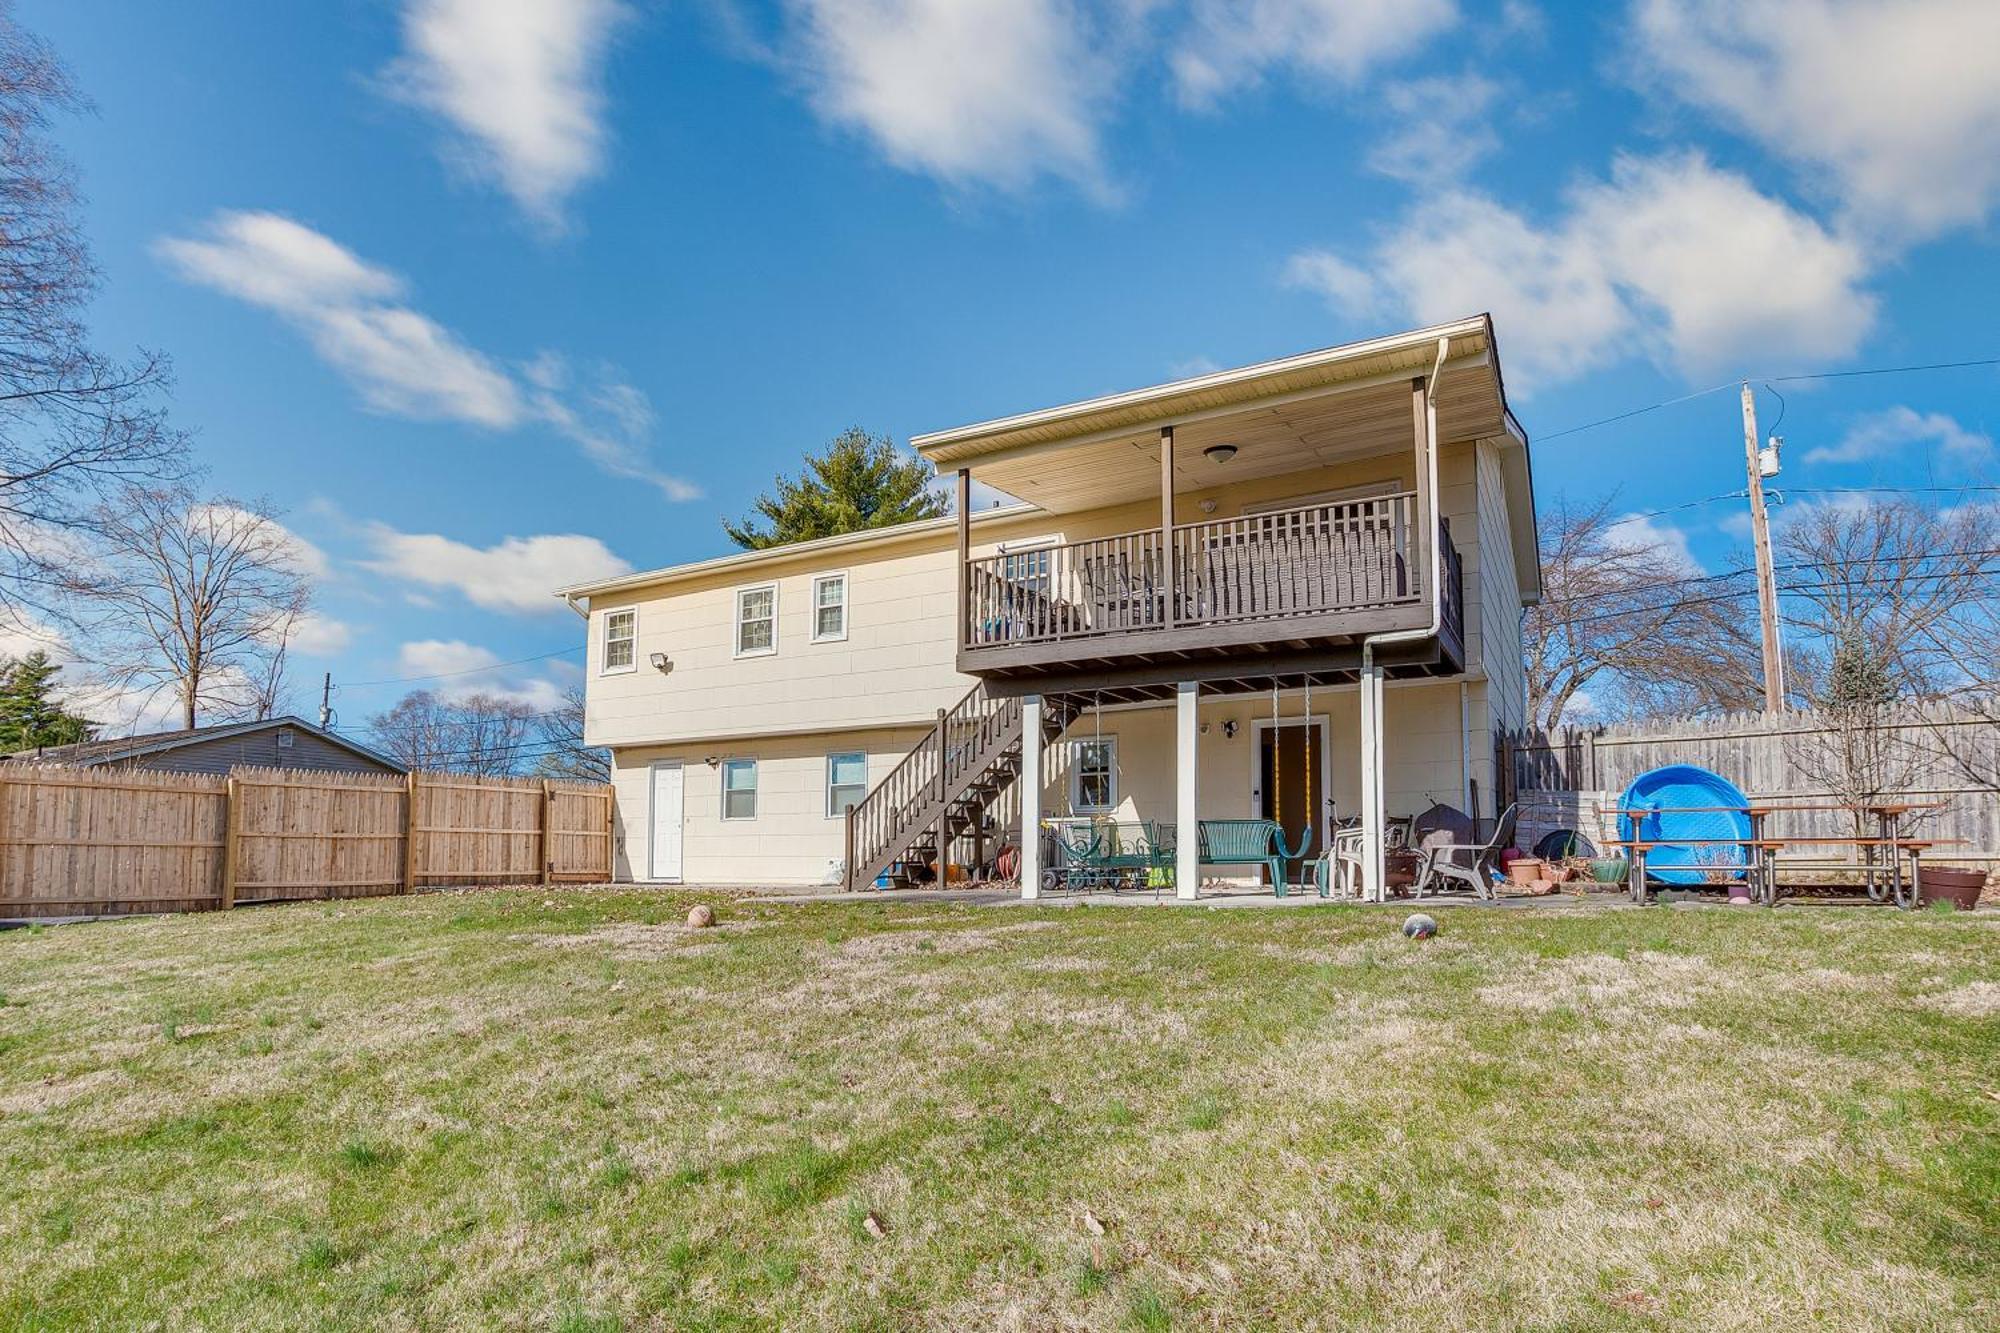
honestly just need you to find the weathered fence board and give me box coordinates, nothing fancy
[1501,705,2000,864]
[0,764,614,918]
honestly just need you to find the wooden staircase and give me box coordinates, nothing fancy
[843,684,1080,891]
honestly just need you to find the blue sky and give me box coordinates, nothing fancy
[19,0,1999,729]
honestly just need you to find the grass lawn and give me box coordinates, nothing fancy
[1,889,1996,1330]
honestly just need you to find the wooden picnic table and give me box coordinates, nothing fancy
[1602,833,1944,908]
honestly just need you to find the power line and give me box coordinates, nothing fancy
[1768,355,2000,384]
[1535,354,2000,444]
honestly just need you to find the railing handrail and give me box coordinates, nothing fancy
[845,681,1023,885]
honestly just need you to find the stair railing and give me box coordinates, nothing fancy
[845,683,1021,889]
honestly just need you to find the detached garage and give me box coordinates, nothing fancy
[7,715,406,777]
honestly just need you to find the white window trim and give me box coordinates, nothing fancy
[733,582,778,659]
[825,750,867,818]
[720,757,758,821]
[810,571,849,644]
[1069,736,1118,813]
[601,608,637,675]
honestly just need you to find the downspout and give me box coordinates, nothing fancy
[1362,334,1451,663]
[1357,335,1451,899]
[562,591,588,619]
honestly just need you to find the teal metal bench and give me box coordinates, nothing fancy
[1198,819,1314,896]
[1047,820,1172,893]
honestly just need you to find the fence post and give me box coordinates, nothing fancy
[222,775,239,910]
[402,771,418,894]
[540,778,554,885]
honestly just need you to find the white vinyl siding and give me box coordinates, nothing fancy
[734,584,776,658]
[825,751,866,817]
[721,758,758,820]
[812,573,847,642]
[602,609,636,673]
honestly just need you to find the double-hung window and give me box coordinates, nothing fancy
[721,758,758,820]
[826,751,866,817]
[735,584,776,657]
[1070,737,1117,812]
[812,573,848,642]
[602,609,636,673]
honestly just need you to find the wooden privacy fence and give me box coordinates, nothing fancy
[1499,705,2000,863]
[0,765,613,918]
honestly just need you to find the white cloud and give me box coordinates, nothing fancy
[1803,406,1995,465]
[1366,74,1501,183]
[1631,0,2000,242]
[187,502,333,581]
[158,212,696,499]
[786,0,1121,197]
[1171,0,1459,108]
[393,639,566,711]
[1605,513,1703,575]
[287,613,354,657]
[362,526,632,615]
[384,0,630,231]
[1288,153,1875,390]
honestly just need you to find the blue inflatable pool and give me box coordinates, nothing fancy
[1617,764,1751,886]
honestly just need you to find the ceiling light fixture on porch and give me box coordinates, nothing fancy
[1203,444,1238,463]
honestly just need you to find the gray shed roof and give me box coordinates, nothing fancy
[7,714,407,773]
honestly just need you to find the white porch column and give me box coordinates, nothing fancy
[1019,693,1043,900]
[1359,662,1386,901]
[1176,681,1200,900]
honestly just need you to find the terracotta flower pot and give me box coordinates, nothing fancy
[1918,865,1987,911]
[1507,858,1544,887]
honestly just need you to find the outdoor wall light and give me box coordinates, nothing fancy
[704,755,720,768]
[650,651,672,673]
[1203,444,1239,464]
[1222,719,1238,739]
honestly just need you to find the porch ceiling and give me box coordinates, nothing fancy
[964,357,1507,513]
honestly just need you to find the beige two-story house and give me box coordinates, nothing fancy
[562,316,1539,898]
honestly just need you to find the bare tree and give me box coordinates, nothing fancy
[80,488,313,730]
[0,12,188,628]
[1774,498,1992,703]
[532,685,608,783]
[1524,497,1762,729]
[367,690,536,777]
[1784,626,1927,836]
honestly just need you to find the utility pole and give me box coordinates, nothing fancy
[1741,382,1785,713]
[318,671,333,730]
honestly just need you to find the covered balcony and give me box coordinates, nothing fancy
[960,490,1464,685]
[920,318,1508,697]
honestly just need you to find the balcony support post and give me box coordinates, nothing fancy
[1359,660,1386,901]
[1019,693,1043,900]
[956,467,971,649]
[1159,426,1176,628]
[1175,680,1200,900]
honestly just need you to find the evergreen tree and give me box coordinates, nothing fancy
[1825,625,1896,709]
[724,428,946,550]
[0,652,95,751]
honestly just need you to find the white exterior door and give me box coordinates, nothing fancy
[648,762,684,883]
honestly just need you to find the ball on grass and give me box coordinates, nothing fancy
[686,904,716,929]
[1402,913,1438,940]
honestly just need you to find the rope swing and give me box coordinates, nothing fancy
[1270,676,1314,881]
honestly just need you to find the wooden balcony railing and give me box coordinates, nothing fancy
[964,491,1441,652]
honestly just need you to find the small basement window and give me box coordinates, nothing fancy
[602,608,636,673]
[735,584,776,657]
[826,751,866,817]
[1071,737,1117,812]
[721,758,758,820]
